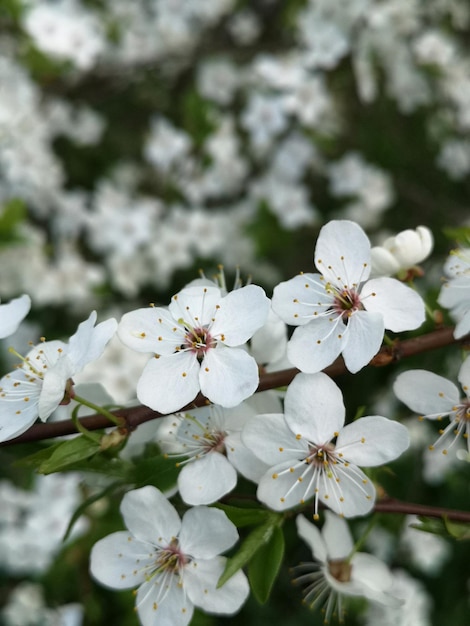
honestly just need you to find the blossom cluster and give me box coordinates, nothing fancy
[0,1,469,624]
[1,216,468,626]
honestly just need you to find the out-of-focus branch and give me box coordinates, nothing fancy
[1,326,468,447]
[374,497,470,523]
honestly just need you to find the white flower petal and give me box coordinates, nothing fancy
[120,486,181,545]
[438,276,470,310]
[67,312,117,371]
[242,413,305,466]
[179,507,239,558]
[185,557,249,614]
[314,220,371,285]
[341,310,384,373]
[393,370,459,416]
[387,226,433,268]
[210,284,270,345]
[118,307,183,354]
[0,390,39,442]
[287,317,346,373]
[284,372,345,443]
[256,460,317,511]
[361,278,425,332]
[454,310,470,339]
[38,359,74,420]
[226,432,270,483]
[200,346,258,407]
[250,309,288,366]
[169,286,221,326]
[370,247,401,277]
[90,531,152,590]
[296,515,328,563]
[458,356,470,392]
[0,294,31,338]
[322,511,354,560]
[137,352,200,413]
[135,577,193,626]
[272,273,330,326]
[336,416,410,467]
[351,553,402,607]
[178,453,237,505]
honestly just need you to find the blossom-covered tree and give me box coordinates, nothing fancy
[0,2,469,626]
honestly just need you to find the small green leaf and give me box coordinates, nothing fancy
[412,516,470,541]
[217,512,283,588]
[248,525,285,604]
[411,516,448,536]
[444,519,470,541]
[53,455,133,479]
[38,435,101,474]
[443,226,470,246]
[15,443,65,469]
[213,503,274,527]
[130,454,180,492]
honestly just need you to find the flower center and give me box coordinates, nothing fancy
[305,442,336,468]
[329,286,363,321]
[455,400,470,424]
[328,559,352,583]
[201,429,227,454]
[183,326,216,359]
[154,539,188,576]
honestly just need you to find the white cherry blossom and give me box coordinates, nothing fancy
[293,512,401,622]
[370,226,434,278]
[242,372,410,517]
[0,294,30,339]
[0,311,117,442]
[158,404,269,505]
[438,246,470,339]
[90,486,249,626]
[393,356,470,455]
[117,284,270,414]
[272,220,425,373]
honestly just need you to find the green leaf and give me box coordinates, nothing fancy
[38,435,102,474]
[53,455,133,479]
[412,516,470,541]
[411,516,448,536]
[248,525,285,604]
[14,442,65,469]
[443,226,470,246]
[217,512,283,588]
[130,454,180,492]
[213,503,274,528]
[444,519,470,541]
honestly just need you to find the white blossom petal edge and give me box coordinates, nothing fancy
[90,486,249,626]
[0,294,31,339]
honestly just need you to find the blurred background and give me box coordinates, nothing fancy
[0,1,469,625]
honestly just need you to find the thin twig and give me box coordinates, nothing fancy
[374,497,470,523]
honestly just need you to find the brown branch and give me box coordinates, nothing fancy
[374,497,470,524]
[1,326,468,447]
